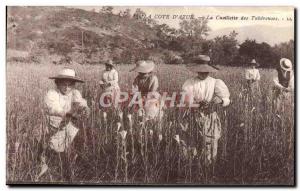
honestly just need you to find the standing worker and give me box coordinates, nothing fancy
[130,60,163,121]
[245,59,261,95]
[99,60,120,109]
[182,55,230,165]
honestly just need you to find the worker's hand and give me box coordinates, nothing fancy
[212,96,223,105]
[283,87,291,92]
[199,100,211,109]
[81,107,90,117]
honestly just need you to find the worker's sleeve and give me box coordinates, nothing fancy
[108,70,119,87]
[214,79,230,107]
[287,75,294,91]
[72,89,88,108]
[132,77,139,93]
[273,77,285,89]
[149,75,159,92]
[256,70,261,80]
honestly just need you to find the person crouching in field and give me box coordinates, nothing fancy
[182,55,230,166]
[245,59,261,95]
[273,58,294,112]
[38,68,90,181]
[130,60,163,122]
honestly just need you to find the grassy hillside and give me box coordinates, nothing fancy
[7,7,161,64]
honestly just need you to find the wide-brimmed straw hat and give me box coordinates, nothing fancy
[105,60,114,67]
[280,58,293,71]
[130,60,155,73]
[194,55,211,62]
[186,55,218,73]
[49,68,84,83]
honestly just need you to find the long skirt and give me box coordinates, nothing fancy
[246,80,261,96]
[37,122,80,181]
[195,111,222,165]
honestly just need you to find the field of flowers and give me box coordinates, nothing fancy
[6,62,294,185]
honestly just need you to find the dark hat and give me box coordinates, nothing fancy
[186,63,218,73]
[249,59,260,67]
[186,55,218,73]
[105,60,115,67]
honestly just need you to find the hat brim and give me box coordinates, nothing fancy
[280,62,293,71]
[105,63,115,67]
[130,65,155,73]
[186,63,219,73]
[49,75,84,83]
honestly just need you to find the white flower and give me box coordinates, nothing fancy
[174,135,180,144]
[127,114,132,122]
[239,92,243,98]
[119,130,127,140]
[103,112,107,121]
[180,123,188,132]
[36,163,49,181]
[192,147,197,157]
[240,123,245,127]
[158,134,163,141]
[117,122,121,131]
[149,129,153,136]
[118,111,123,120]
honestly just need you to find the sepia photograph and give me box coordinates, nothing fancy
[6,6,295,185]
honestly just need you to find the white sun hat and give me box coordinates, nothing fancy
[280,58,293,71]
[49,68,84,83]
[130,60,155,73]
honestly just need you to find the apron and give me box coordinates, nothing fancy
[47,115,79,153]
[49,121,79,153]
[194,108,222,165]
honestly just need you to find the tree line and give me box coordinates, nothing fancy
[112,6,294,68]
[7,6,294,68]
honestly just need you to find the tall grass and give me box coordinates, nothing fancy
[6,62,294,184]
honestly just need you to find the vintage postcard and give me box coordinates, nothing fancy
[6,6,295,185]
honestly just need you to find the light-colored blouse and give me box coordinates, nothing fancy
[102,69,120,91]
[44,89,88,128]
[245,68,260,81]
[182,76,230,107]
